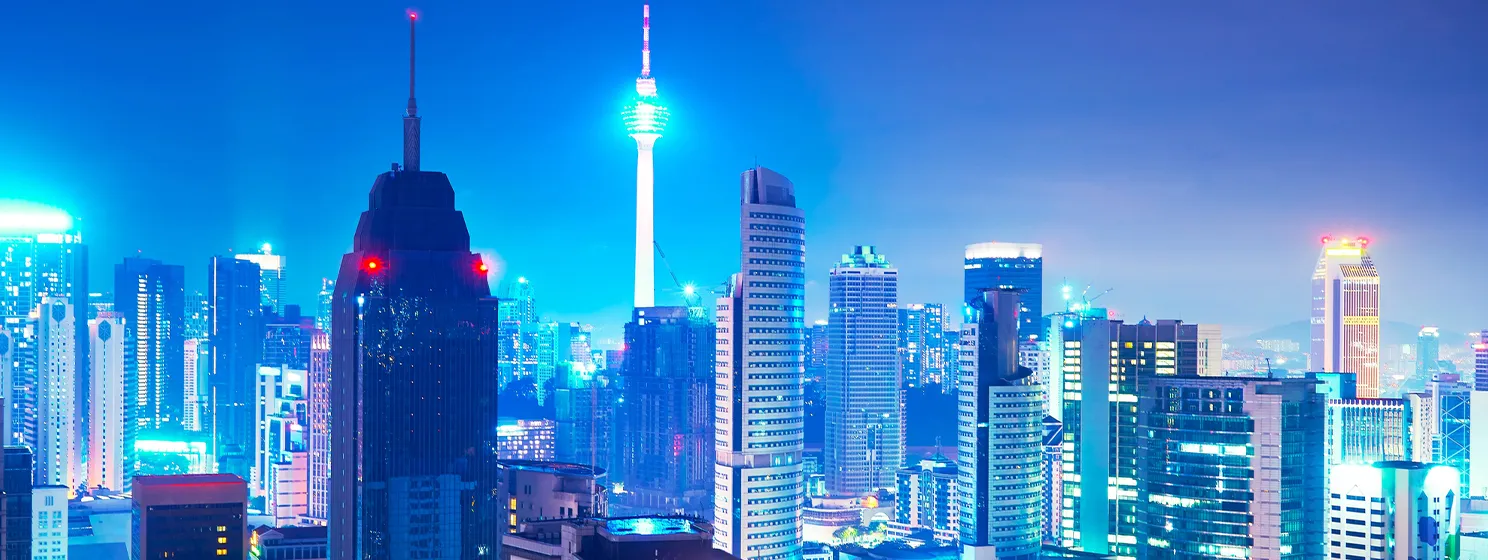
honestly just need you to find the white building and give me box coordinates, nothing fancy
[825,246,900,497]
[1310,237,1381,397]
[1329,462,1460,560]
[254,365,307,498]
[1196,324,1223,376]
[87,313,126,492]
[183,338,202,432]
[1326,398,1407,466]
[35,297,77,488]
[271,450,309,526]
[32,485,68,559]
[714,166,806,560]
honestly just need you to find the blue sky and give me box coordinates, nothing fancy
[4,1,1485,345]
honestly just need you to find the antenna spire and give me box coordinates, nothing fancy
[641,4,651,77]
[403,10,421,172]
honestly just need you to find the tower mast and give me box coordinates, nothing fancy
[403,12,421,172]
[627,4,667,308]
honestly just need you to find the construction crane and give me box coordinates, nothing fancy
[654,241,706,318]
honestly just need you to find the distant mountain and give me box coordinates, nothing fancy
[1229,320,1472,350]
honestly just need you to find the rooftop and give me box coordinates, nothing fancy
[500,459,605,477]
[133,473,244,487]
[603,516,702,536]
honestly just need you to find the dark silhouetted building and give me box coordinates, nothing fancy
[329,14,502,559]
[619,306,714,517]
[133,474,248,559]
[503,516,718,560]
[211,255,263,478]
[114,257,185,486]
[2,447,31,560]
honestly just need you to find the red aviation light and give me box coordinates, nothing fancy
[1356,237,1370,246]
[363,257,385,272]
[1320,236,1332,245]
[475,259,490,274]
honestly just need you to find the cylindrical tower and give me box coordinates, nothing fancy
[624,4,668,308]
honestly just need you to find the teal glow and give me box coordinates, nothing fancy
[624,94,670,135]
[0,200,73,234]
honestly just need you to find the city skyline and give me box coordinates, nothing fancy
[4,2,1485,339]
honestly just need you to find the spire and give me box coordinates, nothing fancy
[403,11,421,172]
[641,4,651,77]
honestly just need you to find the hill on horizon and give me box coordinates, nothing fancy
[1229,320,1473,350]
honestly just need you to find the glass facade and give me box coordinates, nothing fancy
[620,306,715,517]
[114,257,185,490]
[898,303,947,389]
[209,255,263,480]
[964,242,1042,340]
[826,246,900,497]
[1310,238,1381,397]
[0,230,87,459]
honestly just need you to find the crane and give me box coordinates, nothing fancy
[654,240,706,318]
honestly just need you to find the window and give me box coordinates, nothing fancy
[217,550,228,556]
[218,537,228,544]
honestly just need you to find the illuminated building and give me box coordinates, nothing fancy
[808,320,828,381]
[236,243,287,315]
[33,298,77,488]
[899,304,946,388]
[134,437,214,474]
[891,453,958,545]
[87,312,126,492]
[625,4,668,308]
[306,330,330,522]
[1328,462,1460,560]
[1196,324,1223,376]
[186,290,211,339]
[1060,319,1198,558]
[1412,375,1474,495]
[30,485,66,560]
[963,242,1042,339]
[497,418,556,462]
[536,322,587,405]
[211,254,264,479]
[499,460,608,528]
[1325,398,1407,467]
[1042,415,1064,544]
[957,289,1044,560]
[253,366,307,500]
[263,305,319,371]
[1475,331,1488,391]
[183,338,202,432]
[825,246,901,497]
[113,257,185,487]
[269,451,308,526]
[314,279,333,333]
[1419,327,1443,378]
[1136,375,1326,560]
[554,361,614,471]
[328,14,502,558]
[1310,236,1381,397]
[714,166,806,559]
[498,277,539,389]
[502,516,717,560]
[132,474,248,559]
[619,306,715,517]
[251,526,327,560]
[3,447,32,559]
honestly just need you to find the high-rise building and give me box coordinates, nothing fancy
[1060,319,1199,558]
[315,279,333,333]
[963,242,1042,340]
[1325,398,1407,467]
[132,474,248,559]
[114,256,186,486]
[33,298,77,488]
[182,338,203,432]
[825,246,900,497]
[957,289,1043,560]
[620,306,715,517]
[1,447,31,560]
[891,452,959,545]
[1310,236,1381,397]
[1426,375,1473,495]
[898,304,946,389]
[553,362,614,470]
[1328,462,1460,560]
[535,321,586,404]
[211,255,264,478]
[1136,374,1326,560]
[87,312,126,492]
[1474,331,1488,391]
[497,277,538,389]
[263,305,319,370]
[625,4,668,308]
[253,366,307,500]
[186,290,211,340]
[1196,324,1223,376]
[30,485,66,560]
[0,212,87,457]
[268,451,308,527]
[807,320,828,381]
[236,243,287,316]
[329,15,502,558]
[495,418,556,462]
[714,166,806,559]
[305,330,330,523]
[1419,327,1443,379]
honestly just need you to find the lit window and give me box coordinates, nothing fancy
[217,550,228,556]
[218,537,228,544]
[217,526,227,532]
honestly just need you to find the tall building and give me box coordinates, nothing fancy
[1325,398,1407,467]
[625,4,668,308]
[30,485,66,560]
[1426,375,1473,495]
[2,447,32,560]
[114,256,186,486]
[495,418,556,462]
[329,14,502,558]
[891,453,959,545]
[963,242,1042,340]
[898,304,946,389]
[1328,462,1460,560]
[825,246,900,497]
[553,362,614,470]
[263,305,319,370]
[1196,324,1223,376]
[305,330,330,522]
[210,255,264,478]
[620,306,715,517]
[1136,375,1326,560]
[87,312,126,492]
[497,277,538,389]
[1474,331,1488,391]
[1060,319,1199,558]
[1419,327,1443,379]
[33,298,77,488]
[714,166,806,559]
[132,474,248,559]
[807,320,828,381]
[957,289,1043,560]
[236,243,287,316]
[1310,236,1381,397]
[182,338,203,431]
[315,279,334,333]
[253,366,307,500]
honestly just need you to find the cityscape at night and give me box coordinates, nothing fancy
[2,2,1487,559]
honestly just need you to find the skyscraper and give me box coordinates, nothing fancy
[1327,462,1460,560]
[807,320,828,381]
[2,447,33,560]
[33,298,77,488]
[314,279,333,333]
[898,303,946,389]
[1310,236,1381,397]
[964,242,1042,340]
[554,361,613,470]
[263,305,319,370]
[957,289,1043,560]
[236,243,287,315]
[1325,397,1407,467]
[114,256,186,486]
[1196,324,1223,376]
[305,330,330,523]
[497,278,538,390]
[1418,326,1442,379]
[210,255,264,478]
[1473,331,1487,391]
[329,14,501,558]
[620,306,715,517]
[625,4,668,308]
[714,166,806,559]
[87,312,126,492]
[825,246,901,497]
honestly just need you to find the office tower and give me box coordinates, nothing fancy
[211,255,264,478]
[1196,324,1223,376]
[305,331,330,522]
[315,279,333,333]
[496,418,556,461]
[253,366,307,500]
[898,304,947,389]
[497,278,538,389]
[963,242,1042,339]
[1475,331,1488,391]
[1136,375,1326,560]
[1328,462,1460,560]
[1060,319,1199,557]
[535,322,585,404]
[1310,236,1381,397]
[714,166,806,559]
[269,451,308,526]
[34,298,77,488]
[891,452,958,545]
[30,485,65,560]
[1042,415,1064,545]
[186,290,212,340]
[620,306,715,517]
[825,246,900,497]
[114,257,186,485]
[183,338,202,431]
[0,213,87,455]
[1326,398,1407,467]
[1,448,31,560]
[133,474,248,559]
[625,4,668,308]
[263,305,319,370]
[554,362,613,469]
[236,243,287,315]
[1408,375,1474,495]
[87,312,125,492]
[956,289,1043,560]
[0,335,9,448]
[500,460,609,527]
[807,320,828,381]
[941,328,960,394]
[329,14,502,558]
[506,276,537,323]
[1419,327,1443,378]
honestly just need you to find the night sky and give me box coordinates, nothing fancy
[4,1,1485,344]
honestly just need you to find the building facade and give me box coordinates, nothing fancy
[963,242,1042,340]
[500,460,608,527]
[713,166,806,559]
[1326,398,1407,468]
[236,243,287,315]
[1328,462,1460,560]
[620,306,715,517]
[826,246,900,497]
[497,418,557,462]
[33,299,77,488]
[1310,237,1381,398]
[211,254,264,479]
[306,330,330,522]
[898,304,947,389]
[87,312,126,491]
[30,486,66,560]
[891,453,958,545]
[1,448,31,560]
[114,256,186,488]
[133,474,248,559]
